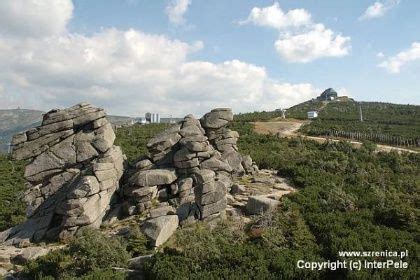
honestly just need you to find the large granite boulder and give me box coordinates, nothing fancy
[141,215,179,246]
[1,103,124,245]
[246,195,280,215]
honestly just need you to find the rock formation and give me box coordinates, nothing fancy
[1,103,124,245]
[0,105,258,248]
[124,108,258,245]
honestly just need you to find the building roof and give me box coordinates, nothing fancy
[321,88,338,96]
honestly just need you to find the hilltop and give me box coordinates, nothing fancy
[233,91,419,150]
[285,98,419,148]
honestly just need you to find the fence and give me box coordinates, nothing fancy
[309,129,420,148]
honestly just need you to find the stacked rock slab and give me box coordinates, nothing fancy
[1,103,124,245]
[125,108,258,244]
[200,109,258,175]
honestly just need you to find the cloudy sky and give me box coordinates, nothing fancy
[0,0,419,117]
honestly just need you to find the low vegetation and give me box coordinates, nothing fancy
[1,119,417,279]
[23,228,130,279]
[143,122,419,279]
[0,155,26,231]
[299,101,420,147]
[114,123,170,163]
[234,110,284,122]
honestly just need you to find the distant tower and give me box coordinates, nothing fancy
[359,103,363,122]
[145,112,151,123]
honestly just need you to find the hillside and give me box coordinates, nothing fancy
[1,118,418,279]
[236,99,420,149]
[285,99,328,119]
[299,101,420,147]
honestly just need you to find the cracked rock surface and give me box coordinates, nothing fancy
[1,103,124,245]
[124,108,259,245]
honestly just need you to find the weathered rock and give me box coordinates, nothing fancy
[11,247,50,264]
[170,183,178,195]
[142,215,179,246]
[196,181,226,205]
[126,186,157,199]
[146,129,181,152]
[230,184,246,195]
[178,177,193,192]
[222,150,244,175]
[92,122,115,153]
[11,129,74,161]
[200,157,233,173]
[123,108,258,229]
[200,108,233,129]
[134,158,154,170]
[149,206,176,218]
[246,195,280,215]
[174,157,199,169]
[3,103,125,243]
[129,169,177,187]
[192,169,215,184]
[129,254,153,271]
[0,268,7,277]
[11,132,27,146]
[198,198,227,219]
[79,143,99,164]
[157,188,169,201]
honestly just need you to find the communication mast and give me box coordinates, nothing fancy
[359,103,363,122]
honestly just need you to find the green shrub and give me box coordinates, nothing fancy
[0,155,26,231]
[23,228,130,279]
[125,225,153,256]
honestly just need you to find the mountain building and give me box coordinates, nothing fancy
[318,88,338,101]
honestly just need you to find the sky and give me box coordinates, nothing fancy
[0,0,419,117]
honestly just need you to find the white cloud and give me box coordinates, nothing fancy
[275,24,350,63]
[165,0,191,25]
[0,0,319,116]
[378,42,420,73]
[377,51,385,57]
[241,2,350,63]
[241,2,311,30]
[0,0,73,38]
[359,0,400,20]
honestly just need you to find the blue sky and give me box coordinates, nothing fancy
[0,0,419,116]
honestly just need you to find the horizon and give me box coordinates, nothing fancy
[0,93,419,119]
[0,0,419,117]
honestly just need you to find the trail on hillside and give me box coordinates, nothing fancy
[253,120,418,154]
[252,120,307,137]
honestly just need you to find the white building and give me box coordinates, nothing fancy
[307,111,318,119]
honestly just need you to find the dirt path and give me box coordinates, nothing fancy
[253,120,418,154]
[252,119,307,137]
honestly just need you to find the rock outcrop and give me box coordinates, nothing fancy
[1,103,124,245]
[123,108,258,245]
